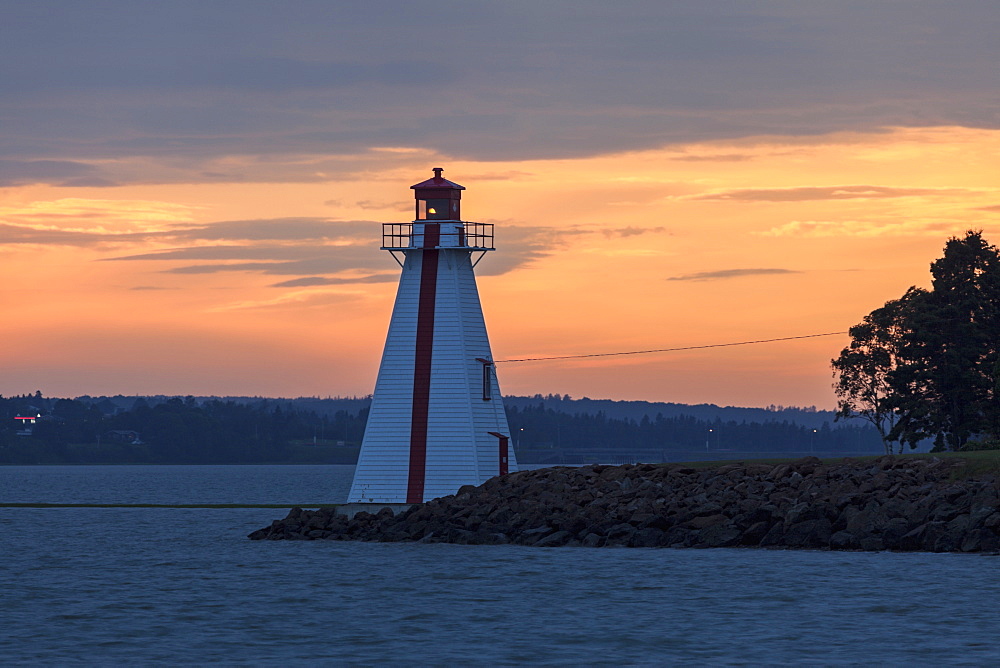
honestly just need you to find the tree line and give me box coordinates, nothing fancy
[0,392,877,465]
[508,403,877,459]
[0,394,367,464]
[833,230,1000,453]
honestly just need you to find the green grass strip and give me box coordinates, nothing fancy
[677,451,1000,479]
[0,503,339,509]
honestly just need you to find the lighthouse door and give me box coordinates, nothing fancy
[488,431,510,475]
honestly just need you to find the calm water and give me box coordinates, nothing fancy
[1,465,998,666]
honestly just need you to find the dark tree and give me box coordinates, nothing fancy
[833,231,1000,451]
[889,231,1000,450]
[832,295,912,454]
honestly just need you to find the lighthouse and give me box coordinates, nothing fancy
[347,168,517,504]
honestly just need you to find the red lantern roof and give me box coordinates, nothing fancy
[410,167,465,191]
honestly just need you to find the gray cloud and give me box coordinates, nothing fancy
[356,200,410,211]
[691,185,973,202]
[0,218,362,247]
[0,160,116,187]
[106,241,386,278]
[463,171,535,181]
[0,223,154,245]
[92,215,567,282]
[667,268,802,281]
[1,210,563,282]
[976,205,1000,212]
[164,259,369,276]
[670,154,753,162]
[270,275,397,288]
[58,176,120,188]
[473,225,574,276]
[169,218,375,242]
[602,226,668,238]
[1,3,998,183]
[108,245,346,262]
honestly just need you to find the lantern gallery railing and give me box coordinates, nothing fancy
[381,222,495,251]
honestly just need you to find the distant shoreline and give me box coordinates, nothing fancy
[0,450,884,467]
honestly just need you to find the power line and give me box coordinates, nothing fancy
[494,331,848,364]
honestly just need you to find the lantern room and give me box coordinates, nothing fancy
[411,167,465,221]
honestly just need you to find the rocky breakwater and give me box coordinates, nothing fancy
[249,456,1000,552]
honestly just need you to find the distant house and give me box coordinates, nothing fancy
[104,430,142,445]
[14,414,39,436]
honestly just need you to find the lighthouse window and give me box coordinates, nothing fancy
[419,198,451,220]
[481,361,494,401]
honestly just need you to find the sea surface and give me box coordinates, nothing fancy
[1,465,998,666]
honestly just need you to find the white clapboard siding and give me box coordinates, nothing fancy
[348,244,517,504]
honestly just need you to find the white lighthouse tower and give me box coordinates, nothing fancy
[347,168,517,504]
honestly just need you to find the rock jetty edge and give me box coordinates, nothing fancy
[249,456,1000,552]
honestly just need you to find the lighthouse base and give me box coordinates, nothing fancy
[348,243,516,504]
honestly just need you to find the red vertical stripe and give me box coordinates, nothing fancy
[407,224,440,503]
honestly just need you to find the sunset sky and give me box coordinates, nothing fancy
[2,1,999,408]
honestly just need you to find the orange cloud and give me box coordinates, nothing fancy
[0,198,198,239]
[761,219,977,238]
[689,185,977,202]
